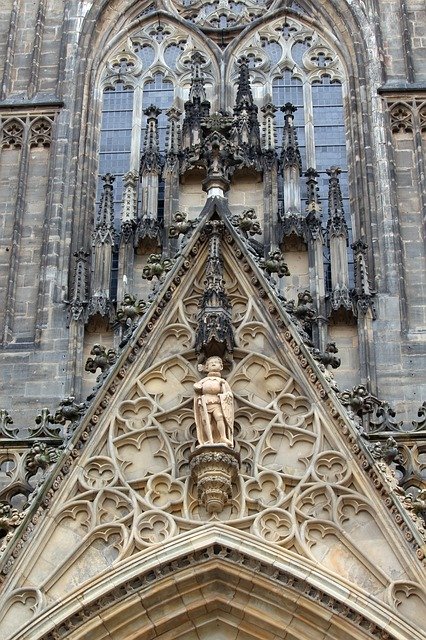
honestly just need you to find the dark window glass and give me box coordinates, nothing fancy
[97,82,134,223]
[141,72,174,151]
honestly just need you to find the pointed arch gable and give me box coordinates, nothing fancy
[1,202,424,640]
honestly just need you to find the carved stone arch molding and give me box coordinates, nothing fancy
[2,527,424,640]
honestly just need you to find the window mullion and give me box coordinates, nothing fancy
[130,85,143,172]
[304,80,315,169]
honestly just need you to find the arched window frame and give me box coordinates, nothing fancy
[96,19,218,220]
[229,15,349,214]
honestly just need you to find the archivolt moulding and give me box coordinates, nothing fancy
[7,525,423,640]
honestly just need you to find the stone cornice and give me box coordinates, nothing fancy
[378,84,426,95]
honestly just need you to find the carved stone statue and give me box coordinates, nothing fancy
[193,356,234,447]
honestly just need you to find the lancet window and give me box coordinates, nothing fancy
[233,16,350,232]
[97,21,215,221]
[93,10,355,313]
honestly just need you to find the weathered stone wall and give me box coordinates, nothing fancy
[0,0,424,428]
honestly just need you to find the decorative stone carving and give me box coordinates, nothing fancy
[29,116,52,148]
[259,250,290,277]
[25,442,60,475]
[0,410,17,439]
[419,103,426,132]
[164,106,182,171]
[174,0,270,31]
[0,118,24,149]
[116,294,147,327]
[169,211,195,239]
[140,105,162,176]
[180,54,262,194]
[142,254,173,280]
[326,167,352,313]
[261,103,277,154]
[189,446,240,514]
[199,129,236,194]
[396,441,426,494]
[85,345,117,374]
[338,384,376,417]
[137,105,164,244]
[389,103,414,134]
[369,437,402,465]
[135,215,162,245]
[294,290,316,327]
[281,103,302,171]
[231,208,261,237]
[368,402,404,433]
[312,342,341,369]
[351,237,376,319]
[280,102,303,234]
[53,397,86,425]
[92,174,115,245]
[411,489,426,519]
[2,220,426,635]
[412,402,426,431]
[195,221,235,361]
[181,51,210,150]
[0,503,24,536]
[305,168,323,240]
[120,170,138,226]
[231,56,261,168]
[89,174,116,322]
[193,356,234,447]
[66,249,90,324]
[30,409,61,439]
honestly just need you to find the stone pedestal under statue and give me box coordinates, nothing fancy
[189,445,240,514]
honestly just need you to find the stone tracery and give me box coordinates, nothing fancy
[0,1,424,639]
[2,236,423,625]
[0,207,425,639]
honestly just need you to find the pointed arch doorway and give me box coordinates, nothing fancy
[12,527,418,640]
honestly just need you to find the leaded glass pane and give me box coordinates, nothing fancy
[98,82,134,220]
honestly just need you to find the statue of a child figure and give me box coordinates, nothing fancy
[193,356,234,447]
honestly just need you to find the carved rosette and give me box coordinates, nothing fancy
[189,446,240,514]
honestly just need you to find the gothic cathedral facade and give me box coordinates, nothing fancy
[0,1,425,639]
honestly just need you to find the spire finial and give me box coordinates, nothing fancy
[140,105,162,175]
[280,103,302,170]
[235,55,255,109]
